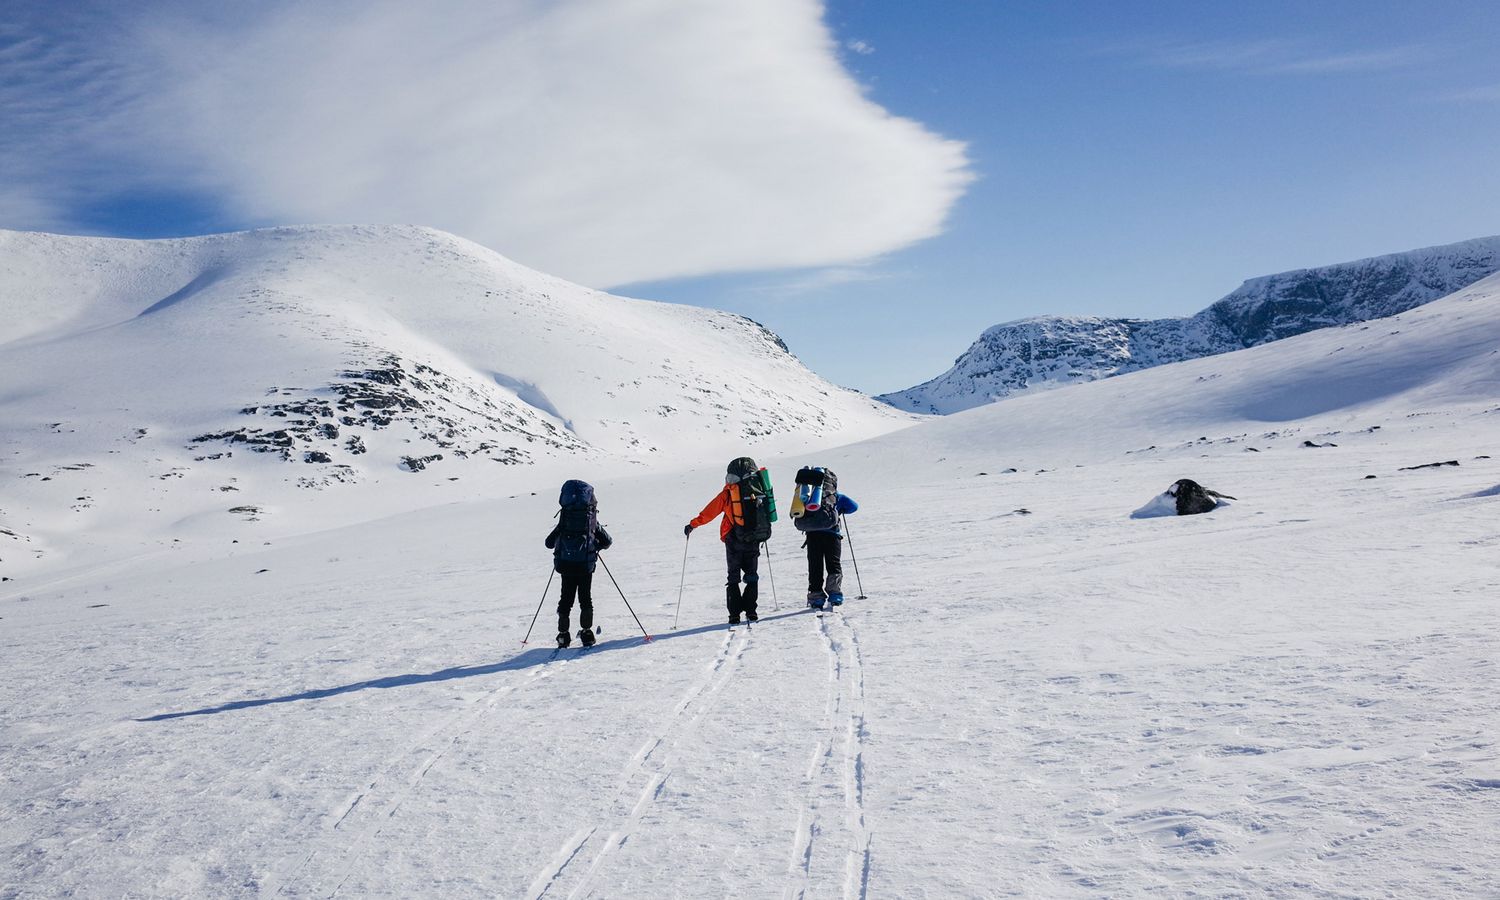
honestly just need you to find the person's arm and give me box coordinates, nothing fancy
[544,523,560,549]
[595,525,613,550]
[836,493,858,515]
[687,488,728,530]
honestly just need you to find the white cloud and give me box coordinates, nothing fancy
[2,0,971,288]
[846,39,875,56]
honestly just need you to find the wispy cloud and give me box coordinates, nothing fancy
[1448,83,1500,103]
[738,264,898,299]
[1262,47,1430,75]
[0,11,138,232]
[1110,36,1429,77]
[0,1,972,288]
[846,39,875,56]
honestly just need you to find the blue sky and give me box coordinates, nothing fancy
[4,1,1498,394]
[631,0,1500,392]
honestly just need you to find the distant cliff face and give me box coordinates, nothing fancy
[879,236,1500,415]
[1206,237,1500,345]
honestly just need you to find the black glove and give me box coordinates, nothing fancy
[683,524,693,537]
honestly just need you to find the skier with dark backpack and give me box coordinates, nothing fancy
[544,479,613,648]
[684,457,775,625]
[791,466,858,610]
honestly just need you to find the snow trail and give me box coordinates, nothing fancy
[527,627,750,898]
[780,609,874,900]
[268,655,567,897]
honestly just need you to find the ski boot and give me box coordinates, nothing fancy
[828,593,845,607]
[580,627,597,648]
[746,610,759,623]
[807,595,826,611]
[556,631,571,649]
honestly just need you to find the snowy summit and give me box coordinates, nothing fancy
[0,225,909,574]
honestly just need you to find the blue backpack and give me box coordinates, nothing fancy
[555,479,598,563]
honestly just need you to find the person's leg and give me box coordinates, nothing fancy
[741,543,760,619]
[578,569,594,632]
[557,568,578,642]
[725,542,743,621]
[825,536,844,603]
[806,535,827,606]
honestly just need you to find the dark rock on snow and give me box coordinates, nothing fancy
[1399,460,1461,470]
[1171,479,1237,516]
[400,454,444,472]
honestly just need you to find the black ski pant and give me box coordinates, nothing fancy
[556,562,594,635]
[805,530,843,601]
[724,538,760,620]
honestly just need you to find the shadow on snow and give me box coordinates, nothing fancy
[137,608,816,722]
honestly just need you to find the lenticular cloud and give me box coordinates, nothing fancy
[73,0,970,287]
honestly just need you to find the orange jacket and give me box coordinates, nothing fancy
[690,484,750,542]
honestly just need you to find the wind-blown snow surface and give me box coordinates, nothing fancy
[4,271,1500,895]
[880,235,1500,414]
[0,226,909,576]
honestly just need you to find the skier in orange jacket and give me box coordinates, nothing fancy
[685,457,771,625]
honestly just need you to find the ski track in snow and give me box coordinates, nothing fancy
[6,428,1500,897]
[526,627,750,899]
[264,651,573,898]
[784,610,872,900]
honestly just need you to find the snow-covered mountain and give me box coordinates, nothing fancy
[5,248,1499,897]
[879,235,1500,414]
[0,225,910,573]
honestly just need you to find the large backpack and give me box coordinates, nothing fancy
[794,466,839,532]
[727,457,773,544]
[554,479,598,563]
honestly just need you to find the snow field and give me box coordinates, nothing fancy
[4,230,1500,897]
[4,403,1499,897]
[835,418,1500,895]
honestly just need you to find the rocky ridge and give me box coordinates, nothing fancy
[880,236,1500,414]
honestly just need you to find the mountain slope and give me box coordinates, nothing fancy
[859,270,1500,468]
[879,235,1500,414]
[0,225,910,573]
[4,247,1498,897]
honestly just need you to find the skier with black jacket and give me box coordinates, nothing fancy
[545,480,613,648]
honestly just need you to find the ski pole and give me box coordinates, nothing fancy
[599,556,653,642]
[841,513,867,599]
[762,541,779,611]
[672,533,690,630]
[521,568,556,645]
